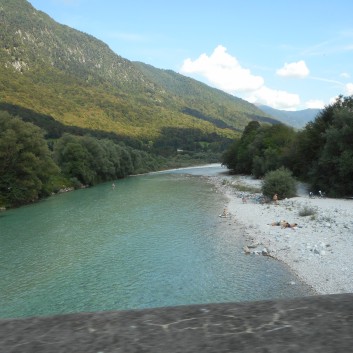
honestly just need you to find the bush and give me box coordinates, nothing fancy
[298,205,317,217]
[261,167,297,200]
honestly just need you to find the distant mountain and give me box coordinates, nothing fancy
[257,105,321,129]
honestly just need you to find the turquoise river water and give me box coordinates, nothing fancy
[0,165,314,319]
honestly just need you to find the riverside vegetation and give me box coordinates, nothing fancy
[1,111,227,208]
[222,95,353,199]
[1,0,353,208]
[2,96,352,209]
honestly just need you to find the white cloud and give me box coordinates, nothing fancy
[180,45,304,110]
[329,96,339,105]
[305,99,325,109]
[180,45,264,93]
[309,76,343,85]
[245,86,300,110]
[276,60,310,78]
[345,83,353,95]
[340,72,350,79]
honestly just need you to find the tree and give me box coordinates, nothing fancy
[221,121,261,173]
[0,112,59,207]
[53,134,95,185]
[81,135,113,183]
[221,121,295,177]
[235,121,261,173]
[293,95,353,196]
[261,167,297,200]
[312,107,353,196]
[221,139,240,171]
[53,134,156,184]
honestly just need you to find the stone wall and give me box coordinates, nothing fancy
[1,293,352,352]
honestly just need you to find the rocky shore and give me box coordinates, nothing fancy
[208,175,353,295]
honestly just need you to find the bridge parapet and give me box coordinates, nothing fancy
[1,293,352,352]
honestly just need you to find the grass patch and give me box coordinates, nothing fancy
[230,181,261,194]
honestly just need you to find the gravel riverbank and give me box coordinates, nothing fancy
[208,175,353,295]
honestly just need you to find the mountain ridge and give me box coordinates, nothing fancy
[257,105,321,129]
[133,62,281,129]
[0,0,277,148]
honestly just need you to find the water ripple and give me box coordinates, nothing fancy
[0,171,314,319]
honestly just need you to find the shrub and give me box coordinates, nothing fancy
[298,205,317,217]
[261,167,297,200]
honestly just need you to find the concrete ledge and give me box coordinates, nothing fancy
[1,293,352,352]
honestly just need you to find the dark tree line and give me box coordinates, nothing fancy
[222,96,353,197]
[0,103,146,148]
[0,112,164,207]
[153,126,232,156]
[53,133,161,186]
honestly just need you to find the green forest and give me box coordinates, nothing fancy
[0,108,226,208]
[222,95,353,198]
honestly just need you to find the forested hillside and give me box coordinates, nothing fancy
[0,0,275,148]
[133,62,279,130]
[0,0,283,209]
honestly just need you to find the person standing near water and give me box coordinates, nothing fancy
[273,193,278,205]
[112,183,116,189]
[220,207,229,217]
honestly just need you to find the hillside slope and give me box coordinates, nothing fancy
[0,0,276,145]
[133,62,279,130]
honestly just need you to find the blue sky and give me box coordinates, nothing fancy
[28,0,353,111]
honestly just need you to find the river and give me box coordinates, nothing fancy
[0,164,314,319]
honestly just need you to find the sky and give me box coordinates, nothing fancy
[27,0,353,111]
